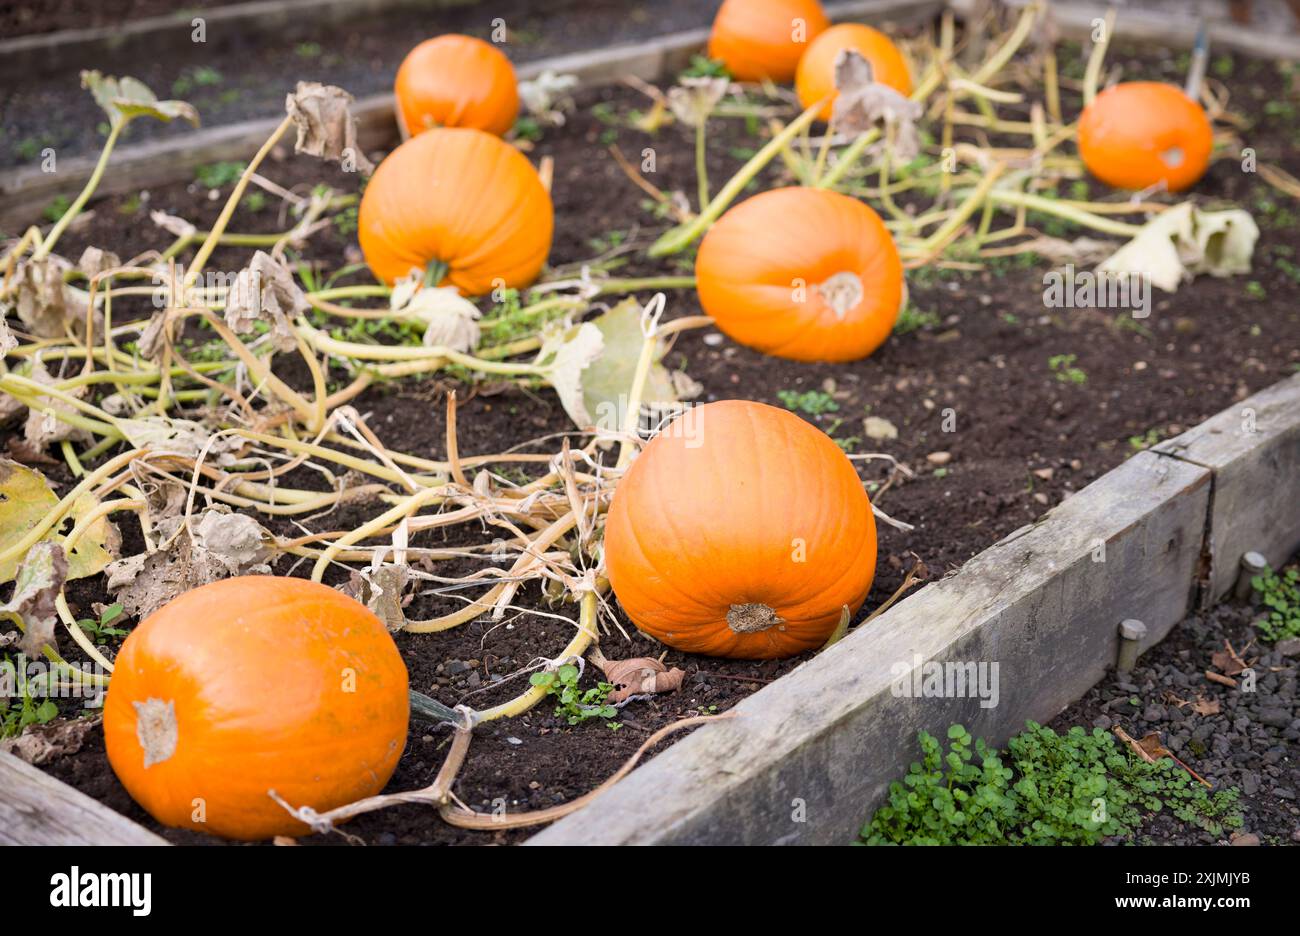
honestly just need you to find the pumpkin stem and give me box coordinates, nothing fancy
[816,272,863,320]
[727,603,783,634]
[133,697,178,769]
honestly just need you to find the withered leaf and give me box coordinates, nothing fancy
[0,540,69,658]
[0,716,99,765]
[590,648,685,704]
[285,82,374,174]
[224,251,309,352]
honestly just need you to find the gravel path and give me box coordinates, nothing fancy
[1050,561,1300,846]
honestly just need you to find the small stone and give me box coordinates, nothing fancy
[1275,638,1300,657]
[1093,715,1113,730]
[703,332,724,346]
[1032,467,1054,481]
[863,416,898,441]
[926,451,952,465]
[446,660,471,675]
[528,780,541,790]
[1230,832,1261,846]
[506,736,523,746]
[1032,492,1049,506]
[466,671,482,689]
[1142,704,1166,723]
[1258,709,1292,729]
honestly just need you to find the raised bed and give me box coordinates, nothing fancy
[2,2,1299,846]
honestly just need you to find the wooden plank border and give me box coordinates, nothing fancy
[0,0,942,230]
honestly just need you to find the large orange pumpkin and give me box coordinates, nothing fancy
[796,22,912,119]
[1077,82,1213,192]
[707,0,830,83]
[695,186,904,362]
[605,400,877,659]
[395,34,519,138]
[104,576,409,840]
[358,127,553,294]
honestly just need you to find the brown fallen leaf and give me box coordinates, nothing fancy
[1189,697,1221,716]
[1211,649,1245,677]
[588,646,684,704]
[0,716,99,765]
[1205,670,1238,689]
[1114,727,1213,788]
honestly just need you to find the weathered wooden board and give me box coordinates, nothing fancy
[1153,373,1300,604]
[0,0,479,80]
[0,750,168,845]
[528,451,1211,845]
[0,0,942,230]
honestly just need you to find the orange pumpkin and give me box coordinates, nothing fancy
[358,127,553,294]
[796,22,912,119]
[694,186,904,362]
[605,400,877,659]
[395,34,519,137]
[708,0,830,83]
[1077,82,1213,192]
[104,576,409,840]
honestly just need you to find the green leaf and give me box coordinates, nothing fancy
[81,70,199,130]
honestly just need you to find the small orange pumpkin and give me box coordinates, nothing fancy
[694,186,904,362]
[104,576,409,840]
[707,0,830,83]
[605,400,877,660]
[1077,82,1213,192]
[395,34,519,137]
[796,22,912,119]
[358,126,553,294]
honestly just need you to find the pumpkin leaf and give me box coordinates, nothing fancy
[81,71,199,130]
[0,540,69,658]
[225,251,309,352]
[343,562,411,632]
[538,321,605,429]
[21,359,90,451]
[116,415,242,465]
[285,81,374,174]
[667,76,729,127]
[1098,202,1259,292]
[0,315,16,355]
[588,647,685,704]
[518,70,579,126]
[0,716,99,766]
[0,459,117,584]
[573,297,680,434]
[104,509,274,620]
[830,50,922,161]
[390,273,482,352]
[3,254,89,340]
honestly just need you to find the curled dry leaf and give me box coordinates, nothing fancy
[1098,202,1259,292]
[0,716,99,766]
[0,458,117,583]
[4,254,90,340]
[518,70,579,126]
[116,415,242,466]
[667,76,729,127]
[537,321,605,429]
[225,251,309,352]
[589,648,685,704]
[830,49,922,162]
[82,70,199,129]
[149,209,198,240]
[343,563,411,632]
[104,509,274,620]
[390,273,482,352]
[1,315,17,356]
[77,246,121,279]
[285,81,374,174]
[0,540,69,658]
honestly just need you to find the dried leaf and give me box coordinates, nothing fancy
[285,82,374,174]
[82,70,198,129]
[116,415,242,465]
[0,315,15,355]
[1190,697,1221,716]
[149,210,197,240]
[390,274,482,352]
[77,246,121,279]
[830,50,922,162]
[1210,648,1246,677]
[345,563,410,632]
[105,510,273,620]
[225,251,309,352]
[21,358,90,450]
[538,322,604,429]
[1098,203,1259,292]
[667,76,729,127]
[0,541,68,658]
[518,70,579,126]
[575,297,680,434]
[590,649,685,704]
[0,716,98,765]
[5,254,90,340]
[0,459,117,583]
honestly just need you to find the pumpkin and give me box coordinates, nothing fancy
[707,0,830,83]
[104,576,409,840]
[1077,82,1213,192]
[358,126,553,294]
[604,400,877,659]
[796,22,912,119]
[694,186,904,362]
[395,34,519,137]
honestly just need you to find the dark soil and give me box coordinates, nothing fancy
[0,0,726,170]
[0,0,230,38]
[1049,562,1300,847]
[7,32,1300,845]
